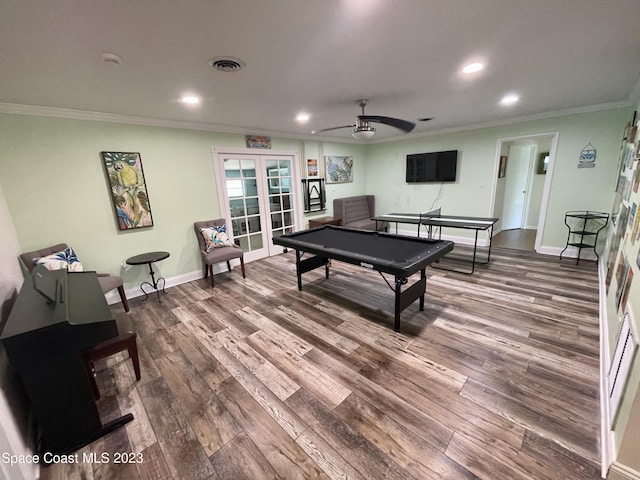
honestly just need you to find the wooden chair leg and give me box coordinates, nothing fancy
[127,336,141,381]
[117,286,129,313]
[240,257,246,278]
[227,260,232,271]
[209,264,215,288]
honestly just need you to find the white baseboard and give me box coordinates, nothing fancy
[608,462,640,480]
[104,264,232,304]
[396,228,492,247]
[598,256,614,478]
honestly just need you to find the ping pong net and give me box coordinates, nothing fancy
[419,208,441,221]
[419,208,441,238]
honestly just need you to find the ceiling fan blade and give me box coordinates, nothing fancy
[311,124,355,134]
[359,115,415,133]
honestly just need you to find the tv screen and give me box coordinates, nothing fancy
[406,150,457,183]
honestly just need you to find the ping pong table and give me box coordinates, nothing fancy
[371,211,498,274]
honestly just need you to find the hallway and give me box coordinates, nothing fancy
[492,228,536,251]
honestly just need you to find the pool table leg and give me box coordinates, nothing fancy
[419,268,426,311]
[393,269,427,332]
[296,250,303,291]
[394,278,403,332]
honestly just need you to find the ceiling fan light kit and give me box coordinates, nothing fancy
[312,99,416,139]
[352,119,376,139]
[352,127,376,139]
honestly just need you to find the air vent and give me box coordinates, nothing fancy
[209,56,245,72]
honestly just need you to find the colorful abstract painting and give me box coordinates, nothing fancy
[101,151,154,230]
[245,135,272,149]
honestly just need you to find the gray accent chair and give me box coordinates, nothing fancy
[18,243,129,312]
[194,219,246,287]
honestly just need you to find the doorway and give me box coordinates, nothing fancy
[492,133,558,252]
[214,149,302,262]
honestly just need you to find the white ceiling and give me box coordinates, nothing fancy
[2,0,640,141]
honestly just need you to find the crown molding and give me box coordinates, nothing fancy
[372,100,633,144]
[0,100,632,145]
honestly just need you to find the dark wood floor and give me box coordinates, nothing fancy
[40,246,601,480]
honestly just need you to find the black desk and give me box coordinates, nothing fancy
[372,212,498,274]
[126,251,170,302]
[272,226,453,332]
[0,270,133,454]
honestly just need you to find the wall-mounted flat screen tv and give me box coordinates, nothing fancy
[406,150,458,183]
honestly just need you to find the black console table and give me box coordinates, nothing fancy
[560,211,609,264]
[126,251,170,302]
[0,270,133,454]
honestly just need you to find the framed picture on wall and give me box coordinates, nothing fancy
[498,155,508,178]
[245,135,272,149]
[101,151,154,230]
[307,158,318,177]
[325,156,353,183]
[537,152,550,174]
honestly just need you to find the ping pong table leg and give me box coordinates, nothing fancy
[470,230,479,274]
[486,225,494,263]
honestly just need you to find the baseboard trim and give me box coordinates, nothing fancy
[599,256,614,478]
[396,228,491,247]
[608,462,640,480]
[104,264,234,304]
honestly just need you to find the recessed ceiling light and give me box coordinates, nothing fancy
[500,93,520,106]
[181,95,201,105]
[296,113,311,123]
[462,62,484,74]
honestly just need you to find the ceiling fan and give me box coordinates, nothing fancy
[311,99,416,139]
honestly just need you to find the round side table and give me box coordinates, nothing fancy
[126,251,170,302]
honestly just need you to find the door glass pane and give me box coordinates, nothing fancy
[229,199,245,216]
[246,197,259,215]
[269,196,282,212]
[224,157,262,253]
[249,234,263,250]
[248,215,261,234]
[265,159,295,235]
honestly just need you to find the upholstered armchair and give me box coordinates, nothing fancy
[194,219,246,287]
[18,243,130,312]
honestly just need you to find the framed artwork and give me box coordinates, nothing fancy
[498,155,508,178]
[245,135,271,149]
[307,158,318,177]
[608,308,638,427]
[325,156,353,183]
[101,152,154,230]
[537,152,550,174]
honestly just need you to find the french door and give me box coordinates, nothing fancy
[214,149,301,262]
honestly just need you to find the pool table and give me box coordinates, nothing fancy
[272,226,454,332]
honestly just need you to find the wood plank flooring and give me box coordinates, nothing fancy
[39,246,602,480]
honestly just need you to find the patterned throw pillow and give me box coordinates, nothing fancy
[34,247,84,272]
[200,225,233,252]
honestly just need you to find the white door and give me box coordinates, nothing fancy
[214,150,300,262]
[501,145,533,230]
